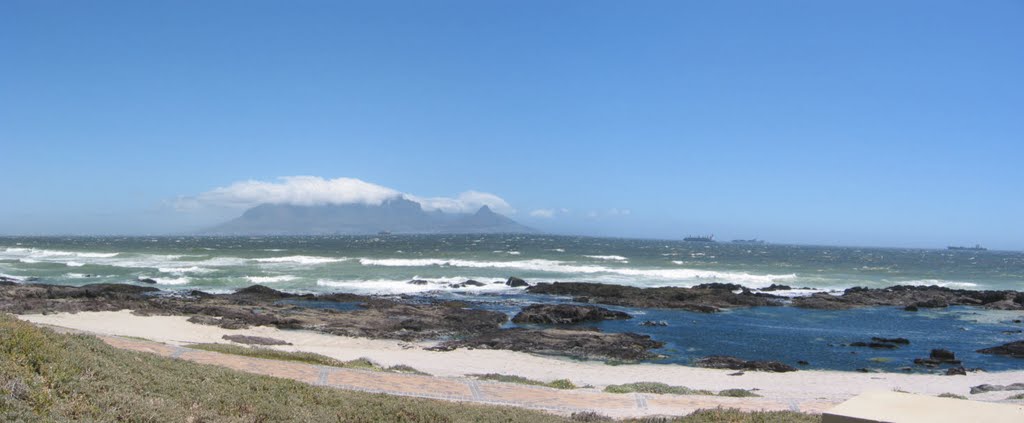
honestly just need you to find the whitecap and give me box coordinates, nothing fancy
[245,275,298,284]
[895,279,980,289]
[357,257,797,288]
[316,276,509,295]
[255,255,347,265]
[584,255,628,262]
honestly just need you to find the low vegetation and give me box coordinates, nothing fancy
[2,314,550,422]
[0,314,819,422]
[604,382,760,398]
[470,373,580,389]
[1007,393,1024,400]
[937,393,967,400]
[577,408,821,422]
[187,342,429,374]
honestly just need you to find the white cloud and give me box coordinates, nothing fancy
[530,209,555,218]
[177,176,514,215]
[407,191,515,215]
[608,208,632,216]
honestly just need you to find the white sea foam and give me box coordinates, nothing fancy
[584,255,628,262]
[316,276,511,295]
[158,266,215,274]
[66,261,85,267]
[255,255,347,265]
[245,275,298,283]
[139,276,191,285]
[896,279,980,289]
[357,257,796,287]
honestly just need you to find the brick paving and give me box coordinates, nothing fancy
[93,334,837,418]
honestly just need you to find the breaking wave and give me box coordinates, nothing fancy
[255,256,348,265]
[357,257,796,288]
[245,275,299,283]
[316,276,510,295]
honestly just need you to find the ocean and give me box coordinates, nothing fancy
[3,235,1023,372]
[1,234,1021,294]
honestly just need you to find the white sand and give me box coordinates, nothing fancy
[19,310,1024,405]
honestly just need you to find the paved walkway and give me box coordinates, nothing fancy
[94,334,836,418]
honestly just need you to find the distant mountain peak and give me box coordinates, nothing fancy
[203,201,535,235]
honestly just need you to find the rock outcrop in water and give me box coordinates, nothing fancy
[977,341,1024,358]
[0,282,664,361]
[431,327,664,361]
[511,304,631,325]
[0,282,506,341]
[792,285,1024,310]
[525,282,784,312]
[694,356,797,373]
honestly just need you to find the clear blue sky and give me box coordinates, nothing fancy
[1,1,1022,249]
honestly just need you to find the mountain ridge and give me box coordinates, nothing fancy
[202,198,536,235]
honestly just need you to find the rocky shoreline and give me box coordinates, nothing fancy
[2,277,1023,368]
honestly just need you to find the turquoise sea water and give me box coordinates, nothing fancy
[3,235,1022,372]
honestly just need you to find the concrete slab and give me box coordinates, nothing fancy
[822,390,1024,423]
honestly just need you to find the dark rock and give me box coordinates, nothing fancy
[797,360,810,365]
[136,277,158,284]
[434,328,664,361]
[931,349,957,362]
[505,277,529,288]
[760,284,793,291]
[970,383,1024,394]
[449,280,487,289]
[222,334,292,346]
[977,341,1024,358]
[872,337,910,345]
[512,304,631,325]
[694,355,797,373]
[640,320,669,327]
[945,367,966,376]
[793,285,1024,311]
[526,282,784,312]
[407,279,429,285]
[0,282,506,342]
[850,342,897,349]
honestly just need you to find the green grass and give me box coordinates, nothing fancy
[1007,393,1024,400]
[470,373,579,389]
[603,383,760,398]
[0,314,820,422]
[937,393,967,400]
[1,314,555,422]
[187,342,429,375]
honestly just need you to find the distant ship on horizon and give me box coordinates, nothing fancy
[683,234,715,242]
[948,244,987,251]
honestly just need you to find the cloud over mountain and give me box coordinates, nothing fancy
[176,176,515,215]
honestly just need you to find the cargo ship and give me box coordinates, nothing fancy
[683,234,715,242]
[948,244,987,251]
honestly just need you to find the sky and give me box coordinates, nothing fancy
[1,1,1022,249]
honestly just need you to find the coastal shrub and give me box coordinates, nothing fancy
[604,382,714,396]
[471,373,579,389]
[717,388,761,398]
[937,393,967,400]
[571,411,614,421]
[1007,393,1024,400]
[386,364,430,375]
[0,314,569,422]
[624,407,822,422]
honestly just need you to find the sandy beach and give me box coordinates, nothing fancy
[20,310,1024,408]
